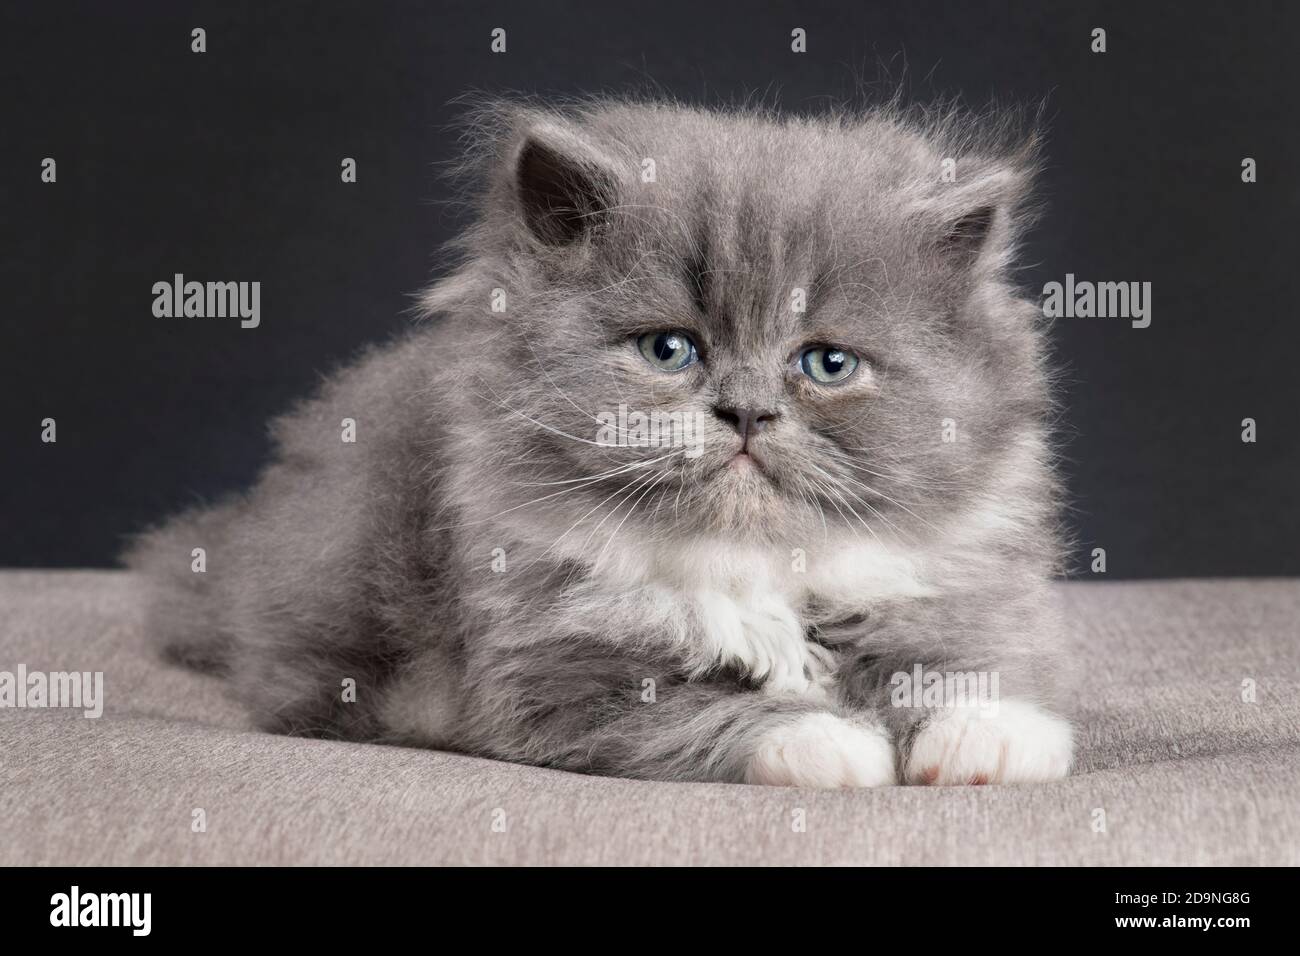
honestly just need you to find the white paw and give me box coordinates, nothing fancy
[745,713,896,788]
[904,698,1074,786]
[696,590,829,697]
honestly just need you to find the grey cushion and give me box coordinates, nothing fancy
[1,571,1296,865]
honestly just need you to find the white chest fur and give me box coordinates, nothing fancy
[595,533,934,695]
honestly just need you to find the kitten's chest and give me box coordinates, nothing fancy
[640,537,933,694]
[660,536,932,608]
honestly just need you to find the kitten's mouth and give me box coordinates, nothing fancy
[727,450,764,472]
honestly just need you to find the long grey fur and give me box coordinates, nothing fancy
[126,95,1070,786]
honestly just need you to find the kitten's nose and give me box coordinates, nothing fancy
[713,406,778,442]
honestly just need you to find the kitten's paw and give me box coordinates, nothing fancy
[745,713,896,788]
[697,590,827,697]
[904,698,1073,786]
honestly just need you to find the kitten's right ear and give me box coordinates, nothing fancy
[513,124,619,246]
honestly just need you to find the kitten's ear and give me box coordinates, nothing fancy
[923,166,1033,271]
[939,202,997,261]
[513,123,619,246]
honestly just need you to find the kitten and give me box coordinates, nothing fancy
[128,97,1074,788]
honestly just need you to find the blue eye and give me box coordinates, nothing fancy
[800,346,859,384]
[637,330,698,371]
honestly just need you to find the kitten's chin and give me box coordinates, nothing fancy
[701,456,796,534]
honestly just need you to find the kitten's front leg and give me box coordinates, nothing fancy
[900,697,1073,786]
[743,710,895,788]
[834,592,1075,786]
[454,618,896,788]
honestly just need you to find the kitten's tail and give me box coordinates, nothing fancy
[122,497,245,674]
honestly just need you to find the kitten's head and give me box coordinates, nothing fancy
[432,98,1051,553]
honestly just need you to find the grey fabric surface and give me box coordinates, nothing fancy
[0,570,1296,866]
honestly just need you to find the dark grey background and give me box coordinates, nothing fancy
[2,0,1296,576]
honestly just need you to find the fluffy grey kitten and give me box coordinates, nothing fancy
[129,97,1073,788]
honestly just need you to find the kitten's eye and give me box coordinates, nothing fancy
[800,346,859,384]
[637,330,698,372]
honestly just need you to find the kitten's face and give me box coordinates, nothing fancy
[460,106,1046,547]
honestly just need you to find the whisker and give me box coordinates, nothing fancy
[576,467,666,557]
[512,449,684,487]
[471,383,626,449]
[812,470,889,549]
[428,452,671,532]
[594,468,672,573]
[522,453,685,570]
[807,475,863,545]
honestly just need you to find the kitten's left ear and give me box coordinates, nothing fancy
[922,166,1033,271]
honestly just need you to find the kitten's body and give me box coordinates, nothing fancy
[129,98,1073,787]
